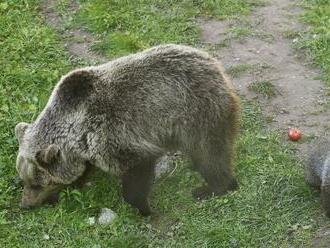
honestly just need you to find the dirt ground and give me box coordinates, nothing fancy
[200,0,330,156]
[40,0,330,246]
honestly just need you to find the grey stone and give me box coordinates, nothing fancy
[97,208,117,225]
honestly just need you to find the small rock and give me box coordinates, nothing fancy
[155,155,173,178]
[87,217,96,226]
[280,108,289,114]
[229,238,240,247]
[85,182,92,187]
[302,225,312,230]
[43,234,50,240]
[155,152,182,178]
[97,208,117,225]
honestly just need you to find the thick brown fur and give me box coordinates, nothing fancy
[305,138,330,217]
[15,44,240,215]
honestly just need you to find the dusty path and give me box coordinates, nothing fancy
[200,0,330,154]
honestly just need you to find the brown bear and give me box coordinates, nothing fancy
[305,138,330,217]
[15,44,240,215]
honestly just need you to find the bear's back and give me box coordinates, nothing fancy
[88,44,229,116]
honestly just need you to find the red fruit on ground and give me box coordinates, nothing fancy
[288,128,302,141]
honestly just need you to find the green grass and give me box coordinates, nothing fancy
[0,0,66,232]
[249,80,277,98]
[299,0,330,85]
[227,26,252,39]
[194,0,265,18]
[224,23,274,42]
[0,0,70,208]
[76,0,263,57]
[226,63,272,78]
[227,64,256,77]
[0,0,328,247]
[282,29,301,39]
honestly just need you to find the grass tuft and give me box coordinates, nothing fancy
[248,80,277,98]
[227,63,272,78]
[299,0,330,85]
[227,64,255,77]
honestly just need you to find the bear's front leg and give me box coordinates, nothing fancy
[121,162,155,216]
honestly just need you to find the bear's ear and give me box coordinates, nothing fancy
[56,69,95,107]
[15,122,29,143]
[36,144,60,165]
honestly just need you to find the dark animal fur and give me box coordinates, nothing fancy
[305,138,330,217]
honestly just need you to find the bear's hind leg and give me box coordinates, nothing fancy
[190,142,238,200]
[121,161,155,216]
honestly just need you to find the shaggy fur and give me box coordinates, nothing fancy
[305,138,330,217]
[15,44,240,215]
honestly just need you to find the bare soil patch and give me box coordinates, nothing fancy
[200,0,330,155]
[41,0,106,63]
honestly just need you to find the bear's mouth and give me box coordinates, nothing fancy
[20,189,60,209]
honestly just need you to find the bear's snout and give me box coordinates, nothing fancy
[20,200,35,210]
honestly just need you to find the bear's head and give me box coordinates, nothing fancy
[15,122,86,209]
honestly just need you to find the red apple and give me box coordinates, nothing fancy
[288,128,302,141]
